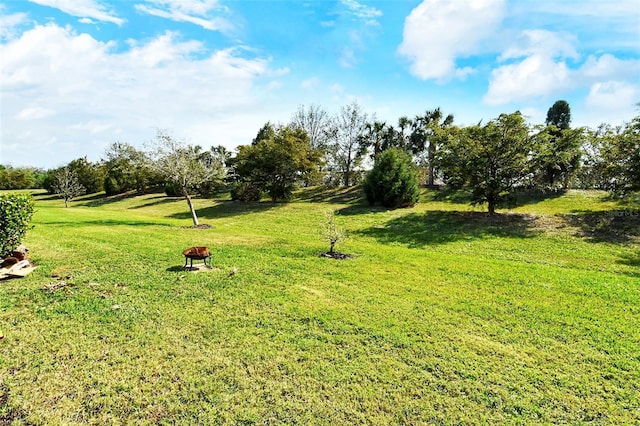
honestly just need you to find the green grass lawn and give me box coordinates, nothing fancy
[1,188,639,424]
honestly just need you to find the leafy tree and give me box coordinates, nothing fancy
[410,108,454,187]
[232,125,323,201]
[67,157,105,194]
[0,193,34,257]
[531,125,583,189]
[363,147,420,208]
[328,101,368,187]
[52,167,86,207]
[599,115,640,195]
[532,101,581,188]
[149,130,226,226]
[102,142,159,195]
[546,100,571,130]
[438,112,532,214]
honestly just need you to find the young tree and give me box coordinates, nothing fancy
[149,130,226,226]
[363,147,420,208]
[439,112,532,214]
[328,101,368,187]
[52,167,86,207]
[321,210,347,254]
[232,125,323,201]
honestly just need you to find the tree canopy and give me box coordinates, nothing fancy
[232,125,322,202]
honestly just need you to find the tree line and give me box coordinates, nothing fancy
[1,100,638,218]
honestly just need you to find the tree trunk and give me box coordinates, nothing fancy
[185,193,199,226]
[487,198,496,215]
[64,198,69,208]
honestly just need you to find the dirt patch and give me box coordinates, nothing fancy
[181,224,213,229]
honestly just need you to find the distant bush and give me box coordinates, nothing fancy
[0,193,35,257]
[363,148,420,208]
[231,182,262,202]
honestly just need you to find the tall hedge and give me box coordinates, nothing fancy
[0,193,35,257]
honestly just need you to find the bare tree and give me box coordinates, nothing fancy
[52,167,85,208]
[290,104,333,152]
[329,101,368,187]
[148,130,225,226]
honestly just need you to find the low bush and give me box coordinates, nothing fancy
[0,193,35,257]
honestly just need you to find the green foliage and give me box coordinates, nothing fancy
[67,157,105,194]
[102,142,159,195]
[439,112,532,214]
[233,125,323,201]
[601,116,640,195]
[531,126,583,189]
[230,181,262,201]
[545,100,571,130]
[363,148,420,208]
[0,193,34,257]
[0,166,36,190]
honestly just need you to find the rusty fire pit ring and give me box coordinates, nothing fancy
[182,246,212,269]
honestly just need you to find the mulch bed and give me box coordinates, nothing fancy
[181,224,213,229]
[319,251,354,260]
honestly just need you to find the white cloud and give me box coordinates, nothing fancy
[15,107,56,120]
[301,77,320,89]
[498,30,578,61]
[484,55,571,105]
[0,24,280,167]
[586,81,638,110]
[398,0,505,81]
[0,8,29,40]
[340,0,382,25]
[27,0,124,25]
[134,0,232,32]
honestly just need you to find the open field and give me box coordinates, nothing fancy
[1,188,639,424]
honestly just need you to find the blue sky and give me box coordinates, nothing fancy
[1,0,638,169]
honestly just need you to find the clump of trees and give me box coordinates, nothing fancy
[231,123,322,202]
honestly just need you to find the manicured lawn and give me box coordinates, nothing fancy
[1,188,639,424]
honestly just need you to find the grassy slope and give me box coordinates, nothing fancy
[1,188,639,424]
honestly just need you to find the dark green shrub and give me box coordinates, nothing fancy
[0,193,35,257]
[363,148,420,208]
[164,181,183,197]
[231,182,262,202]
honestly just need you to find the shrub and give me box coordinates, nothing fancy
[363,148,420,208]
[231,182,262,202]
[0,193,35,257]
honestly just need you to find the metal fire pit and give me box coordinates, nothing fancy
[182,246,212,269]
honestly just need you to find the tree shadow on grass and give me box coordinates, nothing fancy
[559,209,640,243]
[128,196,182,210]
[294,186,363,204]
[424,187,567,209]
[38,218,170,227]
[356,210,540,248]
[167,200,283,220]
